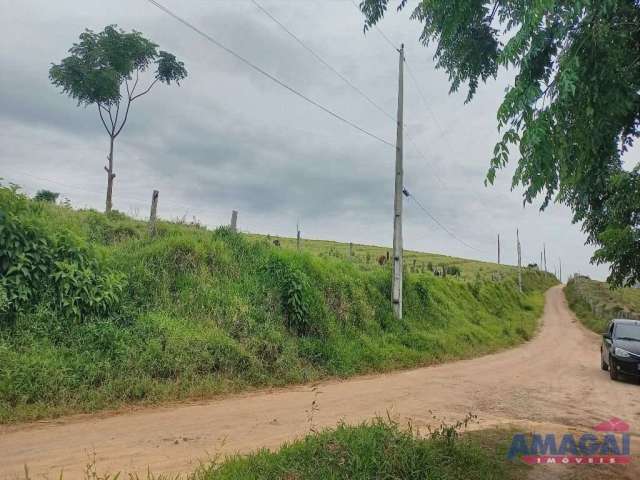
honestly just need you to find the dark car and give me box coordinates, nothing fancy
[601,319,640,381]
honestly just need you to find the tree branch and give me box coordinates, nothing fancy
[113,99,121,130]
[114,96,132,138]
[131,78,159,101]
[97,104,113,136]
[105,104,116,131]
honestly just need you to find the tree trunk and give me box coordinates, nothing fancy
[105,136,115,213]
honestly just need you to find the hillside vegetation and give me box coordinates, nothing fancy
[0,185,556,423]
[246,234,519,280]
[565,276,640,333]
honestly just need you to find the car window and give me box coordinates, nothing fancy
[609,323,615,336]
[613,323,640,341]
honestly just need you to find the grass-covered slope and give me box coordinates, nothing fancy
[565,276,640,333]
[0,186,556,423]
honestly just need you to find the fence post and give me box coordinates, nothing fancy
[149,189,159,236]
[230,210,238,232]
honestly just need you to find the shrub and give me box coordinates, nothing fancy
[0,186,125,322]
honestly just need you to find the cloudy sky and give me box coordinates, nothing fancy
[2,0,634,281]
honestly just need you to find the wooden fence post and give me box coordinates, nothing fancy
[149,189,159,236]
[230,210,238,232]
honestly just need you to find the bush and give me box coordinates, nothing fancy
[0,195,125,322]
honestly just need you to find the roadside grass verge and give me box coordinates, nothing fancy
[565,276,640,333]
[195,420,528,480]
[0,186,557,423]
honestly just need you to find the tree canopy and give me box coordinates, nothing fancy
[359,0,640,286]
[33,190,59,203]
[49,25,187,212]
[50,25,187,108]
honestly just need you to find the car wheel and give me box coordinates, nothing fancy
[609,356,618,380]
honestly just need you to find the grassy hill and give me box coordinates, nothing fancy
[245,234,518,280]
[0,185,556,423]
[565,276,640,333]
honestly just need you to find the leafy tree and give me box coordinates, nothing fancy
[358,1,640,286]
[34,189,59,203]
[50,25,187,213]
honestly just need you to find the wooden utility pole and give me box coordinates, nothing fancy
[392,44,405,320]
[497,233,501,264]
[230,210,238,232]
[517,229,522,293]
[149,189,159,236]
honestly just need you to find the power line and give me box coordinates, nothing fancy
[251,0,395,123]
[404,59,457,152]
[145,0,394,148]
[347,0,448,189]
[403,187,487,254]
[254,0,448,190]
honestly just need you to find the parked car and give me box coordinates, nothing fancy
[601,319,640,381]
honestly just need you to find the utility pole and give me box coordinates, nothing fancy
[517,229,522,293]
[296,221,301,251]
[543,243,547,272]
[497,233,501,264]
[559,258,562,283]
[392,44,405,320]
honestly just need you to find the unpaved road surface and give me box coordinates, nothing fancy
[2,285,639,479]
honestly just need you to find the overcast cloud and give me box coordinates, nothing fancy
[2,0,635,281]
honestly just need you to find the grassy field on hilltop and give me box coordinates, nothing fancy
[565,276,640,333]
[246,234,519,280]
[0,185,556,423]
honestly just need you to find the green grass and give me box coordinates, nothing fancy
[246,233,524,281]
[190,420,528,480]
[0,186,557,423]
[565,276,640,333]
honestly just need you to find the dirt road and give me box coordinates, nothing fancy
[2,285,639,479]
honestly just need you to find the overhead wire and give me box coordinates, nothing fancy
[251,0,395,123]
[402,187,488,254]
[253,0,447,189]
[144,0,491,257]
[145,0,394,148]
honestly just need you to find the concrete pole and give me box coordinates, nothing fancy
[543,243,547,272]
[559,258,562,283]
[230,210,238,232]
[497,233,501,264]
[517,229,522,293]
[392,44,405,320]
[149,189,159,236]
